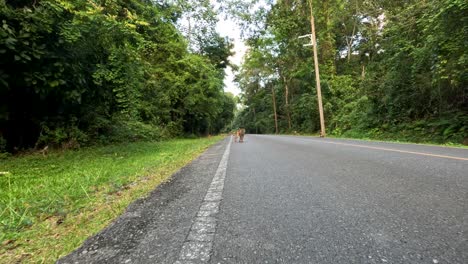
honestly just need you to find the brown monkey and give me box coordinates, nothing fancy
[238,127,245,143]
[233,130,239,143]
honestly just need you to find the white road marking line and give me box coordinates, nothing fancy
[310,140,468,161]
[175,137,232,264]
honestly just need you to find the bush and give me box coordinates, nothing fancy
[0,136,10,159]
[107,117,164,143]
[36,122,89,149]
[0,136,6,152]
[161,121,184,138]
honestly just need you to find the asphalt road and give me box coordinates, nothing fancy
[59,135,468,264]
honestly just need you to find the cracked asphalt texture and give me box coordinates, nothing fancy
[59,135,468,264]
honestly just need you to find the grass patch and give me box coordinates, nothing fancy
[278,131,467,148]
[335,129,467,148]
[0,136,223,263]
[327,134,468,148]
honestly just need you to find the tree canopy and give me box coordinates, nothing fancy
[0,0,236,152]
[229,0,467,144]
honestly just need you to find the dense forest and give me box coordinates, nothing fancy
[1,0,467,154]
[0,0,236,153]
[229,0,467,144]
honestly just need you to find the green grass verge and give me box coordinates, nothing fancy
[326,135,468,148]
[281,130,467,148]
[0,136,223,263]
[334,129,467,148]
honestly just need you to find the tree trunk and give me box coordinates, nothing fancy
[253,106,258,134]
[361,64,366,79]
[322,0,336,75]
[271,86,279,134]
[347,23,356,63]
[187,17,191,47]
[346,0,358,63]
[283,76,292,130]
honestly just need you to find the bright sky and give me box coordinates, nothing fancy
[218,23,245,96]
[213,0,273,96]
[177,1,273,96]
[176,1,246,96]
[213,6,246,96]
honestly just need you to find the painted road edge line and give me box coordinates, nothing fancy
[174,137,232,264]
[311,140,468,161]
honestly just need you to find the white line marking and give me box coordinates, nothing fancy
[310,139,468,161]
[175,137,232,263]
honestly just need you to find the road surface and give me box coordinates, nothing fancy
[59,135,468,264]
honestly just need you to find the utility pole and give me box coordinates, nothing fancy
[299,0,326,137]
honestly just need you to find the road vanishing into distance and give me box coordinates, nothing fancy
[59,135,468,264]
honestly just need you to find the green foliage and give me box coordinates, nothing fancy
[341,112,468,144]
[37,121,88,148]
[106,117,163,143]
[230,0,467,144]
[0,136,8,159]
[290,93,318,132]
[0,0,235,152]
[0,136,5,151]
